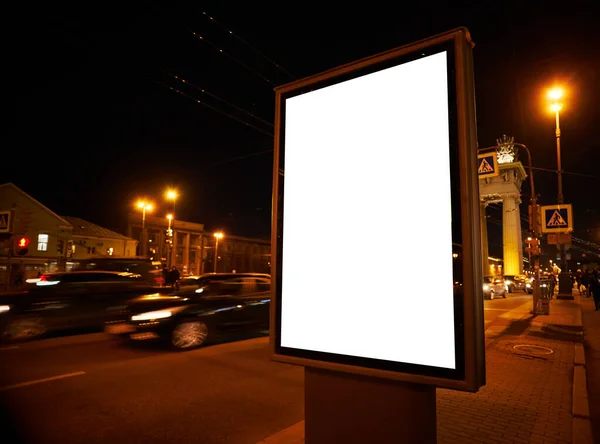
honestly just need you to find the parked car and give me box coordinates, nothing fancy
[105,272,271,350]
[483,276,508,299]
[0,271,159,342]
[504,275,528,293]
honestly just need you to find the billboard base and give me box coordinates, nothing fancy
[305,367,436,443]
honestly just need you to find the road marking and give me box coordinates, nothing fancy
[0,346,19,351]
[0,371,86,392]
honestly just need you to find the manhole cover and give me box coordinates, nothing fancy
[513,344,554,355]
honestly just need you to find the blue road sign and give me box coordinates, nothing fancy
[477,153,498,178]
[541,204,573,233]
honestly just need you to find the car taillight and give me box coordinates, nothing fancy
[39,275,48,281]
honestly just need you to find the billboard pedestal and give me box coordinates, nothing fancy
[305,367,436,443]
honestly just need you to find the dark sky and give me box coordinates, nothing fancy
[7,2,600,251]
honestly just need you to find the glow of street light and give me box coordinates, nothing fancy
[547,87,564,101]
[136,201,152,211]
[214,232,224,239]
[550,103,563,112]
[166,189,178,201]
[166,214,173,220]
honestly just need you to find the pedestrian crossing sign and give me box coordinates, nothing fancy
[541,204,573,233]
[0,211,10,233]
[477,153,499,179]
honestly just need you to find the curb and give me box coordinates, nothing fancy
[572,305,594,444]
[256,421,305,444]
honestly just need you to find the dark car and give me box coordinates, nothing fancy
[73,257,165,286]
[105,273,271,350]
[0,271,159,342]
[503,275,527,293]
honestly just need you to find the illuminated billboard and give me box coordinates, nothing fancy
[271,28,485,392]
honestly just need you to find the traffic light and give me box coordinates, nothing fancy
[525,237,540,256]
[16,236,30,256]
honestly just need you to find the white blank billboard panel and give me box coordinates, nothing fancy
[280,51,456,370]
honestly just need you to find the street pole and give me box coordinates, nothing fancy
[214,236,220,273]
[141,207,147,257]
[166,215,172,268]
[554,107,572,298]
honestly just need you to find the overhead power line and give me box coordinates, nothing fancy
[530,166,600,180]
[189,30,277,86]
[201,11,297,81]
[165,71,273,128]
[152,78,274,138]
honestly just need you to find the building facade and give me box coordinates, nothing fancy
[62,216,138,261]
[0,183,138,289]
[127,213,271,276]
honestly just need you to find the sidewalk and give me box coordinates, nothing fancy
[258,295,597,444]
[580,295,600,443]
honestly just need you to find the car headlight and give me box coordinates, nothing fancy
[483,285,489,291]
[131,306,186,321]
[0,305,10,313]
[505,280,511,286]
[526,283,531,288]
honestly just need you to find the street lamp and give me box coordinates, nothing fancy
[213,231,224,273]
[547,86,572,298]
[165,189,178,217]
[136,201,153,257]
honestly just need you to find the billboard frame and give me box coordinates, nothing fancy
[270,27,484,392]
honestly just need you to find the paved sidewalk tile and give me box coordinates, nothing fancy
[581,296,600,443]
[437,333,574,444]
[258,299,583,444]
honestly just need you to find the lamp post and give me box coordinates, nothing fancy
[213,232,223,273]
[137,201,153,257]
[547,87,573,298]
[165,189,178,218]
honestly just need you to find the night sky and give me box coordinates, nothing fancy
[7,2,600,253]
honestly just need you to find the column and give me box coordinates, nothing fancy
[199,235,206,274]
[514,199,523,274]
[171,230,177,268]
[184,233,191,274]
[502,195,521,276]
[480,202,489,276]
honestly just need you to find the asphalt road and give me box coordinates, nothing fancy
[0,332,304,444]
[483,292,531,327]
[0,292,530,444]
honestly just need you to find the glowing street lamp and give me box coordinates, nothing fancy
[165,188,178,218]
[546,85,572,298]
[214,231,224,273]
[136,201,153,256]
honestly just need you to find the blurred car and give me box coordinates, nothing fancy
[0,271,159,342]
[105,272,271,350]
[504,275,528,293]
[525,276,555,295]
[525,276,534,294]
[483,276,508,299]
[72,257,164,285]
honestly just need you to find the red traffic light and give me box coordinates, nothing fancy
[18,237,30,248]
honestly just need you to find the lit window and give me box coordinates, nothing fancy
[38,234,49,251]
